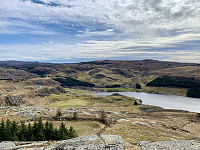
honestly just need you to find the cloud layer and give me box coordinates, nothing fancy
[0,0,200,62]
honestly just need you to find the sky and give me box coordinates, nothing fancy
[0,0,200,63]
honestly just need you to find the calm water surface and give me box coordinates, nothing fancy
[94,92,200,113]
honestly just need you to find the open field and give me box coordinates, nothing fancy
[0,60,199,148]
[0,87,199,148]
[26,120,105,137]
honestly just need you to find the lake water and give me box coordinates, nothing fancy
[94,92,200,113]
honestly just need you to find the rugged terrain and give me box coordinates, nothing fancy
[0,59,199,96]
[0,60,199,149]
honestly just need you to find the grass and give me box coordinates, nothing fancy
[143,86,188,96]
[103,121,183,144]
[65,88,93,94]
[51,121,104,136]
[90,106,141,113]
[47,88,140,108]
[28,120,104,137]
[100,87,140,92]
[99,85,188,96]
[77,72,91,83]
[48,99,94,107]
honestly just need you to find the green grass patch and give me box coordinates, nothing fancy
[47,99,94,107]
[103,121,181,144]
[100,87,137,92]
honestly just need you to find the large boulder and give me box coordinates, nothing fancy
[0,141,16,150]
[138,140,200,150]
[44,135,132,150]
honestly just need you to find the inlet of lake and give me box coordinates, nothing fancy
[94,92,200,113]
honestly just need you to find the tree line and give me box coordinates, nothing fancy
[146,76,200,98]
[0,118,77,142]
[146,76,200,88]
[54,77,95,87]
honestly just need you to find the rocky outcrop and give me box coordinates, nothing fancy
[34,86,66,97]
[0,68,39,80]
[0,135,200,150]
[45,135,131,150]
[0,95,24,106]
[0,135,132,150]
[138,140,200,150]
[24,78,60,87]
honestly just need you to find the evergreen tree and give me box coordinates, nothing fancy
[30,134,35,141]
[36,128,45,141]
[28,123,33,141]
[12,132,19,141]
[0,120,5,141]
[37,118,44,131]
[44,121,49,140]
[32,120,38,139]
[0,119,77,141]
[73,111,79,120]
[59,122,67,140]
[11,120,18,135]
[11,120,19,141]
[68,126,78,139]
[5,119,12,141]
[20,134,26,141]
[48,122,55,140]
[56,109,62,117]
[54,128,59,140]
[19,122,28,141]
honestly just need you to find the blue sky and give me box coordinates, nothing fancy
[0,0,200,63]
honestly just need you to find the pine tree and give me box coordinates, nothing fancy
[36,128,45,141]
[0,120,5,141]
[48,122,55,140]
[20,122,28,141]
[11,120,19,141]
[28,123,33,141]
[32,120,37,139]
[44,121,49,140]
[5,119,12,141]
[37,118,44,131]
[0,119,77,141]
[73,111,79,120]
[68,126,78,139]
[21,134,26,141]
[11,120,18,134]
[12,132,19,141]
[30,134,35,141]
[54,128,59,140]
[59,122,67,140]
[56,109,62,117]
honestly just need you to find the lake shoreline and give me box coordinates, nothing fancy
[94,91,200,113]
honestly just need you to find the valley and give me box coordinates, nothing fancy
[0,60,199,149]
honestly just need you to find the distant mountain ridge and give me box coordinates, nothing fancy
[0,59,199,86]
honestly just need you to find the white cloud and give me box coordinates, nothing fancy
[76,29,115,37]
[1,0,200,31]
[0,31,200,62]
[0,0,200,63]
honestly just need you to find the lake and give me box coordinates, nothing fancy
[94,92,200,113]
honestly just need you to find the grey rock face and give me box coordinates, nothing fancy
[0,135,131,150]
[44,135,131,150]
[0,141,16,150]
[133,121,151,128]
[138,140,200,150]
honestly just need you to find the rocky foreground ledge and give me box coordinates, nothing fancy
[0,135,131,150]
[0,135,200,150]
[138,140,200,150]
